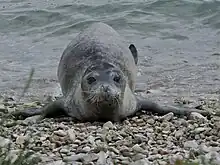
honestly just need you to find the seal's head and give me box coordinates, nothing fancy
[81,62,126,118]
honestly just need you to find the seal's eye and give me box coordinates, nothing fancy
[113,75,121,83]
[87,76,96,84]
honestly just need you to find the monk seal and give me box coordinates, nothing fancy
[12,22,210,122]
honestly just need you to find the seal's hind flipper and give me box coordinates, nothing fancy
[136,98,211,118]
[129,44,138,65]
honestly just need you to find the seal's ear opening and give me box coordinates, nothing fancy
[129,44,138,65]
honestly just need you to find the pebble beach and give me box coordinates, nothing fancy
[0,95,220,165]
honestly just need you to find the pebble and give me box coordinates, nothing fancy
[32,146,43,151]
[130,158,151,165]
[174,129,184,138]
[147,118,155,125]
[199,143,210,153]
[96,151,106,165]
[82,146,91,152]
[45,160,65,165]
[67,129,76,142]
[184,140,198,149]
[54,130,67,137]
[0,136,11,147]
[108,146,120,154]
[83,153,99,164]
[121,160,131,164]
[63,153,87,162]
[4,150,19,164]
[189,112,207,122]
[147,154,162,161]
[158,160,168,165]
[88,135,96,145]
[204,151,220,164]
[132,144,144,153]
[194,127,211,134]
[22,115,41,125]
[15,135,27,146]
[0,104,7,113]
[161,112,174,121]
[60,148,69,154]
[169,154,184,164]
[103,121,115,129]
[74,139,81,145]
[133,153,146,161]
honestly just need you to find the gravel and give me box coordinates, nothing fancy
[0,96,220,165]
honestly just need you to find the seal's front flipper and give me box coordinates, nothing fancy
[12,99,67,120]
[129,44,138,65]
[12,108,43,120]
[136,98,211,118]
[41,99,68,118]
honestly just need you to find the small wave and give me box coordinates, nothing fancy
[0,9,67,33]
[182,0,220,3]
[201,13,220,29]
[44,19,96,37]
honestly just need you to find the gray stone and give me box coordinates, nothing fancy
[0,136,11,147]
[96,151,106,165]
[129,158,151,165]
[158,160,168,165]
[67,129,76,142]
[0,104,7,113]
[103,121,115,129]
[132,144,144,153]
[45,160,65,165]
[161,112,174,122]
[22,115,41,125]
[88,135,96,145]
[60,148,69,154]
[147,118,155,125]
[63,153,87,162]
[189,112,208,122]
[83,153,99,164]
[204,151,220,164]
[199,143,210,153]
[82,146,91,152]
[194,127,211,134]
[148,154,162,161]
[15,135,27,146]
[54,130,67,137]
[184,140,198,149]
[133,153,146,161]
[108,146,120,154]
[175,130,184,138]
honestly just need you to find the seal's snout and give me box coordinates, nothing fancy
[100,84,112,101]
[101,84,110,93]
[91,83,119,103]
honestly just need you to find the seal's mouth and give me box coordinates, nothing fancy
[88,93,120,107]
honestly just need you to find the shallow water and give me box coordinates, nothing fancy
[0,0,219,103]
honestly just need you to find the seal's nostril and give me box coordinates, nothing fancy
[101,85,109,93]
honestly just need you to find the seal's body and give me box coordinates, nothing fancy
[13,22,210,122]
[56,22,138,121]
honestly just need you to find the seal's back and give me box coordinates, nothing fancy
[58,22,137,95]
